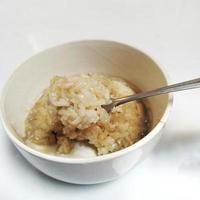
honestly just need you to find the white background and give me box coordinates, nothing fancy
[1,0,200,199]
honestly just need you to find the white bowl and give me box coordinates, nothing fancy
[0,40,173,184]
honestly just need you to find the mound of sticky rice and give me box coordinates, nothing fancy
[25,74,145,155]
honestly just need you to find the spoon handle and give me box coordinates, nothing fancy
[114,78,200,107]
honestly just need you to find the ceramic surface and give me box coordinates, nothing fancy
[0,40,172,184]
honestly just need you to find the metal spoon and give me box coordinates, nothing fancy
[101,77,200,113]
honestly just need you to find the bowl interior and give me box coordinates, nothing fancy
[1,40,169,157]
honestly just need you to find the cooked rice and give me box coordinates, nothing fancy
[25,74,145,155]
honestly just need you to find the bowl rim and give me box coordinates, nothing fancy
[0,39,173,164]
